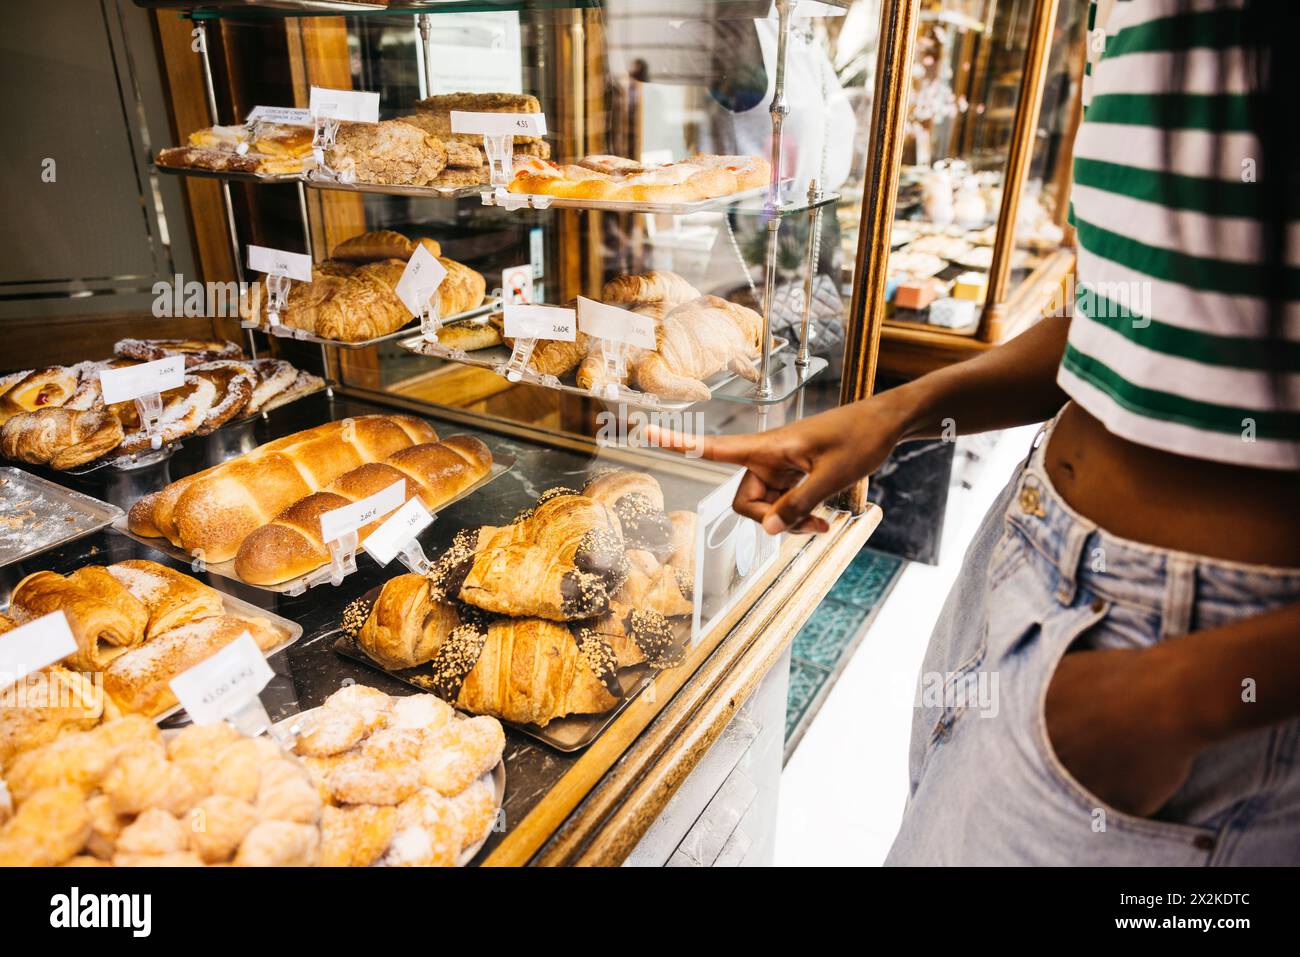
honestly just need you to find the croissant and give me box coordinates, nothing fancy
[331,230,440,263]
[104,559,225,640]
[578,605,680,670]
[313,261,411,342]
[9,568,147,672]
[450,493,628,621]
[582,470,675,557]
[0,406,124,470]
[353,574,463,670]
[632,295,765,401]
[233,435,492,585]
[600,270,700,309]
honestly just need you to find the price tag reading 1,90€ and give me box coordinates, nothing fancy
[363,496,434,567]
[168,632,273,726]
[0,611,78,693]
[319,479,406,546]
[449,111,547,137]
[576,297,657,350]
[504,303,576,342]
[99,355,185,405]
[247,245,313,283]
[309,87,380,124]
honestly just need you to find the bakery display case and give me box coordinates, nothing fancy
[0,0,956,867]
[830,0,1087,376]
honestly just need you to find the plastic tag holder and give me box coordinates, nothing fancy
[418,287,443,343]
[591,339,630,401]
[134,391,165,450]
[310,115,341,177]
[285,529,358,596]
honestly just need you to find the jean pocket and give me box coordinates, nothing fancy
[924,632,989,753]
[1032,596,1219,849]
[986,526,1028,588]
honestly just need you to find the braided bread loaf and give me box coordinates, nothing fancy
[233,436,492,585]
[128,415,438,563]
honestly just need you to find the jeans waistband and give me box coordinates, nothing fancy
[1003,413,1300,619]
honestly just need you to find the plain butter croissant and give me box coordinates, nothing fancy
[9,568,147,671]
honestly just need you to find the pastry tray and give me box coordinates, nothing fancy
[110,452,516,594]
[248,300,499,350]
[0,468,123,567]
[399,331,789,412]
[0,588,302,726]
[479,183,772,216]
[155,164,306,185]
[331,612,691,753]
[304,176,487,201]
[54,376,326,477]
[271,706,505,866]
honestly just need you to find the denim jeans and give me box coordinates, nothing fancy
[886,418,1300,865]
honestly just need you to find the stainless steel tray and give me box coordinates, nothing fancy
[273,705,505,866]
[155,164,305,185]
[111,451,515,594]
[135,1,385,13]
[247,300,498,350]
[0,468,123,567]
[305,176,485,201]
[399,331,789,412]
[331,616,689,753]
[479,183,771,216]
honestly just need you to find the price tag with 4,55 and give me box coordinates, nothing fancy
[168,632,274,726]
[451,110,546,189]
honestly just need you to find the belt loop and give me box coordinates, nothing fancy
[1055,522,1093,606]
[1161,555,1198,638]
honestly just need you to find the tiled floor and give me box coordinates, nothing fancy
[774,425,1039,865]
[784,549,905,753]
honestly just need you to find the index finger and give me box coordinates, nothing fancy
[641,425,756,465]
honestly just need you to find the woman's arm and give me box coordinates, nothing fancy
[1047,601,1300,817]
[648,314,1072,533]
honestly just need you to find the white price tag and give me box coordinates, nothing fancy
[0,612,77,691]
[99,355,185,405]
[504,303,576,342]
[319,479,406,545]
[577,297,656,350]
[168,632,273,726]
[247,245,313,283]
[363,496,434,566]
[395,244,448,318]
[309,87,380,124]
[450,110,547,137]
[245,105,313,126]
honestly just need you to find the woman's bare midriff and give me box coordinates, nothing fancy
[1044,402,1300,568]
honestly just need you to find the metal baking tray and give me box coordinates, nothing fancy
[247,300,498,350]
[0,585,302,725]
[155,163,306,185]
[399,331,789,412]
[331,613,690,752]
[305,176,486,201]
[134,0,386,13]
[479,183,771,216]
[111,451,516,594]
[0,468,123,567]
[272,705,505,866]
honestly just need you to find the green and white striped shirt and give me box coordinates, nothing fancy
[1060,0,1300,468]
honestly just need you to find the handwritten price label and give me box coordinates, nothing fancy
[0,612,78,692]
[363,496,434,566]
[577,297,656,350]
[246,105,313,126]
[99,355,185,405]
[450,111,547,137]
[504,303,576,342]
[319,479,406,545]
[395,244,448,318]
[168,632,273,725]
[309,87,380,124]
[248,245,313,283]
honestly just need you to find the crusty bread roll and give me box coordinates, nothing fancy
[233,436,492,585]
[103,614,284,718]
[600,270,700,309]
[135,415,438,563]
[330,230,440,263]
